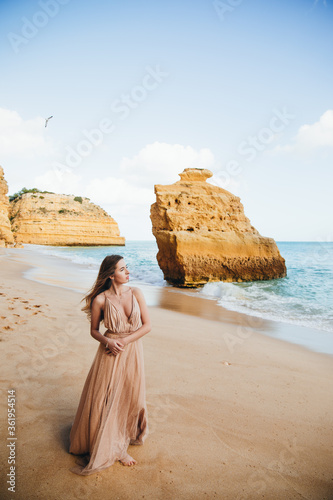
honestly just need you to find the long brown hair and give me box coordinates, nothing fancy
[81,254,123,321]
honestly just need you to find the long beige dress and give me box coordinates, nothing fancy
[69,287,149,475]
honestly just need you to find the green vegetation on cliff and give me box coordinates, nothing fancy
[9,187,55,202]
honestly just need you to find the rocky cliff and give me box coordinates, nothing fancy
[150,168,286,286]
[10,193,125,246]
[0,167,14,247]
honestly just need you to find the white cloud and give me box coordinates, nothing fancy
[120,141,216,187]
[31,142,217,220]
[33,169,154,216]
[32,141,216,203]
[272,110,333,155]
[295,110,333,148]
[85,177,154,206]
[0,108,55,159]
[209,175,242,194]
[34,169,82,195]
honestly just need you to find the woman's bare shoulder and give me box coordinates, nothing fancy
[92,292,106,307]
[131,286,145,300]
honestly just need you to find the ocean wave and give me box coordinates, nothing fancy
[199,280,333,333]
[26,244,101,268]
[26,243,166,287]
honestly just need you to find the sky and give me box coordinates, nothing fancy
[0,0,332,241]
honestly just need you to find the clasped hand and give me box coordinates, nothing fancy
[105,338,126,356]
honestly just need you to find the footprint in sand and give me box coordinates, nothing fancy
[16,319,27,325]
[24,306,31,310]
[3,325,13,330]
[1,316,6,319]
[33,305,42,308]
[21,300,29,304]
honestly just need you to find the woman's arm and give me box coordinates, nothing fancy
[122,288,151,346]
[90,294,125,356]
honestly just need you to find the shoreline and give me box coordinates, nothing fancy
[2,245,333,357]
[0,246,333,499]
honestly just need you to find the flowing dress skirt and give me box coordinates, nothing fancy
[69,290,148,475]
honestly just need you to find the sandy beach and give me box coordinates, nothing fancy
[1,247,333,500]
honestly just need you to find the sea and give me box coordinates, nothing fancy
[27,241,333,353]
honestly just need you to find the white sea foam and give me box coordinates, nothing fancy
[199,279,333,333]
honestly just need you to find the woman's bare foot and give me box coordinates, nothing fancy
[119,453,137,466]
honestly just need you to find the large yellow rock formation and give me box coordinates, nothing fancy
[150,168,286,287]
[0,166,14,247]
[10,192,125,246]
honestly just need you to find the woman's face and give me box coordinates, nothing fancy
[111,258,130,284]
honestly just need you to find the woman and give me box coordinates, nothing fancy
[69,254,151,475]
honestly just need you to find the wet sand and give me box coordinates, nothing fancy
[0,247,333,499]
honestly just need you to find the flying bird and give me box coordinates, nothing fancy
[45,115,53,128]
